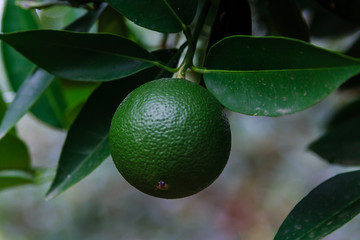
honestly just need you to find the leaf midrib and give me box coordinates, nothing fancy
[162,0,186,28]
[0,31,159,65]
[203,65,360,74]
[38,40,157,65]
[293,196,360,240]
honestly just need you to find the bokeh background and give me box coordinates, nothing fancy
[2,92,360,240]
[1,2,360,240]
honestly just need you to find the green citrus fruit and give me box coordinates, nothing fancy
[109,78,231,199]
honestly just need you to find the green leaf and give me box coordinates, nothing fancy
[60,80,99,125]
[0,70,55,139]
[46,49,179,199]
[309,115,360,165]
[274,170,360,240]
[0,91,33,191]
[0,134,31,171]
[0,7,106,139]
[265,0,310,41]
[316,0,360,25]
[1,0,39,90]
[30,78,69,128]
[0,133,34,191]
[1,5,106,129]
[0,170,34,191]
[203,36,360,116]
[105,0,198,33]
[0,30,157,81]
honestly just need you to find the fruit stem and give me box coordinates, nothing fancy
[176,0,212,80]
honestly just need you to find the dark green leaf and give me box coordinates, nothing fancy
[1,1,68,129]
[0,8,106,139]
[0,30,157,81]
[1,0,38,90]
[265,0,309,41]
[316,0,360,25]
[309,115,360,165]
[274,170,360,240]
[203,36,360,116]
[46,49,178,199]
[105,0,198,33]
[28,6,107,128]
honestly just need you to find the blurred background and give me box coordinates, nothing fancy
[2,91,360,240]
[1,1,360,240]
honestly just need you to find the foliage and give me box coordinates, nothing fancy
[1,0,360,239]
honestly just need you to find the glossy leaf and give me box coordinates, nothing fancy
[316,0,360,25]
[0,8,105,139]
[0,30,157,81]
[1,0,68,129]
[265,0,309,41]
[203,36,360,116]
[0,2,96,129]
[1,0,38,90]
[105,0,198,33]
[46,49,179,199]
[309,115,360,165]
[274,170,360,240]
[27,7,107,128]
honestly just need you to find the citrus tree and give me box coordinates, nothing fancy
[1,0,360,239]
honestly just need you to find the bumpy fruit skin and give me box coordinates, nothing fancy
[109,78,231,199]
